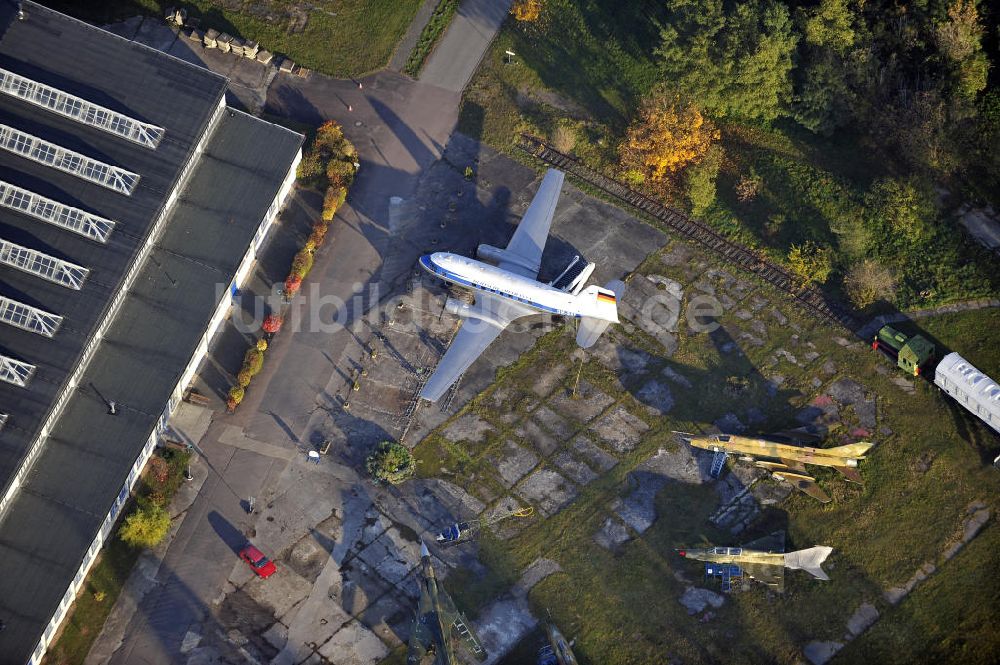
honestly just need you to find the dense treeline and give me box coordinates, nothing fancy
[652,0,995,183]
[517,0,1000,308]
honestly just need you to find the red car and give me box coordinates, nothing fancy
[239,545,277,578]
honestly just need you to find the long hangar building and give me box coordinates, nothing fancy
[0,3,303,662]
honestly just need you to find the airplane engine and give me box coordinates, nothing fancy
[476,244,505,264]
[476,243,538,275]
[444,297,474,318]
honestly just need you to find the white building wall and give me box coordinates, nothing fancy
[26,128,301,665]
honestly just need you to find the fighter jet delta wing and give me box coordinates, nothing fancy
[407,543,487,665]
[434,581,488,662]
[742,562,785,593]
[769,470,832,503]
[742,531,785,553]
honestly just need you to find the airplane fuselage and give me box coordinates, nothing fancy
[419,252,616,322]
[679,546,785,568]
[689,435,865,468]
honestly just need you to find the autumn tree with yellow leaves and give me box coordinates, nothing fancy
[511,0,543,22]
[619,93,720,195]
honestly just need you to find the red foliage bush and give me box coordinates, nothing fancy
[285,274,302,295]
[148,456,169,485]
[262,314,283,334]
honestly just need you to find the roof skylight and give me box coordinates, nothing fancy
[0,295,63,338]
[0,180,115,243]
[0,67,165,148]
[0,354,36,387]
[0,239,89,290]
[0,124,140,195]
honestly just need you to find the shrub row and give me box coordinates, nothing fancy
[227,339,269,411]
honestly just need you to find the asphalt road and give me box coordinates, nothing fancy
[99,8,504,665]
[420,0,514,92]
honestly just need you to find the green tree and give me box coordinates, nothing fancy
[863,178,937,255]
[844,259,897,309]
[792,0,860,134]
[934,0,989,102]
[685,144,724,216]
[119,503,171,549]
[787,241,833,287]
[365,441,414,484]
[802,0,856,52]
[792,54,855,135]
[656,0,798,122]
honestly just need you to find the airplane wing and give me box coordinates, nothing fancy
[742,531,785,554]
[771,471,831,503]
[779,458,808,474]
[743,562,785,593]
[420,295,535,402]
[833,465,864,484]
[501,169,565,279]
[436,588,488,661]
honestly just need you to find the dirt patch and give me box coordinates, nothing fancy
[549,380,614,423]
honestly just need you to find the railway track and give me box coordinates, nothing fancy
[518,134,859,332]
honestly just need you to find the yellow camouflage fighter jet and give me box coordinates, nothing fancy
[678,532,832,593]
[676,432,874,503]
[407,542,487,665]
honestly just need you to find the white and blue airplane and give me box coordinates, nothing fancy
[418,169,624,402]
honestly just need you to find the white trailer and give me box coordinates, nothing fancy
[934,352,1000,434]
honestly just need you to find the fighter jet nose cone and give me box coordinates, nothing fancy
[421,541,430,558]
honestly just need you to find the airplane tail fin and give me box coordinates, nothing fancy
[783,546,833,580]
[825,442,875,458]
[575,280,624,348]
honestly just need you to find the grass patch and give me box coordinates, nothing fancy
[402,0,460,77]
[43,0,423,77]
[43,449,192,665]
[414,237,1000,663]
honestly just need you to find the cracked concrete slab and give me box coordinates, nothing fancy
[570,435,618,472]
[593,517,631,551]
[531,362,570,397]
[634,379,674,416]
[592,407,650,453]
[552,451,598,485]
[515,468,580,516]
[318,619,390,664]
[491,440,540,487]
[515,418,560,457]
[532,405,576,439]
[443,412,494,444]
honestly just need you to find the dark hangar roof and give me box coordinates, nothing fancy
[0,107,303,663]
[0,3,304,662]
[0,0,227,492]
